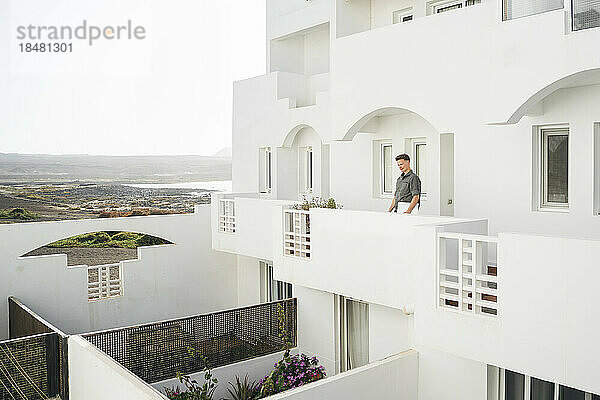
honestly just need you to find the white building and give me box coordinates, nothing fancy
[2,1,600,399]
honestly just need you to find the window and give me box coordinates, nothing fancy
[594,124,600,215]
[299,146,314,194]
[393,8,414,23]
[88,263,122,301]
[488,368,597,400]
[412,139,427,197]
[540,127,569,209]
[338,296,369,373]
[381,143,394,195]
[428,0,481,14]
[260,261,292,302]
[259,147,272,194]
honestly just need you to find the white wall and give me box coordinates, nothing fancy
[153,351,288,400]
[418,346,488,400]
[267,0,330,41]
[413,225,600,395]
[211,193,296,260]
[0,206,238,338]
[294,285,337,375]
[335,0,372,38]
[266,350,419,399]
[275,206,487,310]
[455,85,600,238]
[69,335,167,400]
[369,303,414,362]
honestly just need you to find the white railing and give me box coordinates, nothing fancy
[219,199,236,233]
[88,263,123,301]
[283,209,311,258]
[438,232,498,317]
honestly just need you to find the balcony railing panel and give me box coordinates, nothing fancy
[572,0,600,30]
[438,233,498,317]
[5,297,69,400]
[283,210,311,258]
[82,298,297,384]
[219,199,236,234]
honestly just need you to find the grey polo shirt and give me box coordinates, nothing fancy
[394,170,421,209]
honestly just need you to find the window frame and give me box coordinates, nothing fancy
[380,142,394,196]
[427,0,481,14]
[337,295,369,373]
[299,146,314,194]
[260,260,292,303]
[539,126,569,210]
[412,139,427,199]
[493,368,594,400]
[259,147,272,194]
[393,8,414,23]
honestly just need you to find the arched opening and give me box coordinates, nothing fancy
[277,125,330,201]
[335,107,454,216]
[21,231,173,266]
[505,68,600,125]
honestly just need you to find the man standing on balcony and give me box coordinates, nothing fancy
[388,153,421,214]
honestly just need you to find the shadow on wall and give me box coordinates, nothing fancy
[20,231,173,266]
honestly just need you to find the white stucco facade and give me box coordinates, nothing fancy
[224,0,600,398]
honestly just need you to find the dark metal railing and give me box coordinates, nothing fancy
[82,298,298,384]
[0,333,62,400]
[6,297,69,400]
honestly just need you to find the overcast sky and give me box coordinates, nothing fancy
[0,0,266,156]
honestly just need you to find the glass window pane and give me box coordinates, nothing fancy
[558,385,585,400]
[307,149,313,190]
[543,130,568,206]
[346,300,369,370]
[267,150,272,190]
[503,0,563,21]
[505,370,525,400]
[383,144,393,194]
[531,377,555,400]
[416,143,427,180]
[592,394,600,400]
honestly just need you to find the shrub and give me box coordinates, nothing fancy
[258,354,326,396]
[291,197,342,211]
[0,208,40,220]
[136,234,171,247]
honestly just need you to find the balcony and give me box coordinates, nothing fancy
[275,206,488,310]
[212,193,296,260]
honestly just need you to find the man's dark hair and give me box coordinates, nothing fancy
[395,153,410,162]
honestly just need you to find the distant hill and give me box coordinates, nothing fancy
[0,153,231,183]
[213,147,232,158]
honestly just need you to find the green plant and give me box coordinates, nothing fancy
[0,208,40,220]
[224,375,260,400]
[164,349,218,400]
[291,196,342,211]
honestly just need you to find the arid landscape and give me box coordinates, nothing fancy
[0,152,231,224]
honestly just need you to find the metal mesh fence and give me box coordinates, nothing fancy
[7,297,69,400]
[83,298,298,384]
[0,333,58,400]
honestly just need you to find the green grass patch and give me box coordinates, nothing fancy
[47,231,172,249]
[0,208,41,220]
